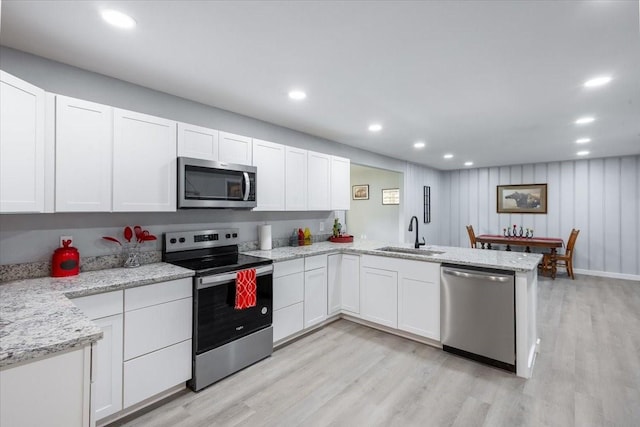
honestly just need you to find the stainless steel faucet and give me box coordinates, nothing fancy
[408,216,426,249]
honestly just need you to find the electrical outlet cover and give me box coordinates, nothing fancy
[319,222,325,232]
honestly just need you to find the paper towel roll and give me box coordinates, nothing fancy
[259,224,272,250]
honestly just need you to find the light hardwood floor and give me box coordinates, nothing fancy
[117,274,640,427]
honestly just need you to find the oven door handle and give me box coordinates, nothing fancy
[197,265,273,289]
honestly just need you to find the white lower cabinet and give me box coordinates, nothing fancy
[397,260,440,340]
[327,254,342,315]
[123,278,192,408]
[304,255,328,328]
[71,278,192,422]
[0,346,92,427]
[272,259,304,343]
[360,266,398,328]
[72,290,123,421]
[341,254,360,314]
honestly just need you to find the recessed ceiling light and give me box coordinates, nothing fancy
[413,141,425,149]
[443,154,454,159]
[368,124,382,132]
[577,150,590,156]
[464,161,473,166]
[576,138,591,144]
[575,116,595,125]
[584,76,612,88]
[288,90,306,100]
[101,9,136,29]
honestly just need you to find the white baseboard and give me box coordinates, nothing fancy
[573,268,640,282]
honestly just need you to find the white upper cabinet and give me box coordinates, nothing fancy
[219,131,252,165]
[285,146,308,211]
[55,95,113,212]
[0,71,46,213]
[177,122,219,161]
[252,138,285,211]
[113,109,177,212]
[307,150,331,211]
[330,155,350,210]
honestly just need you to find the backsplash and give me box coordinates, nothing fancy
[0,234,331,283]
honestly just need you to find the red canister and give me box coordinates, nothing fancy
[51,240,80,277]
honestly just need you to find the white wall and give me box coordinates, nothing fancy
[347,164,402,242]
[441,155,640,277]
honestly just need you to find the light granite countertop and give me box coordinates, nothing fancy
[244,239,543,272]
[0,263,194,368]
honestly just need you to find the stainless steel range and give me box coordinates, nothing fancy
[162,228,273,391]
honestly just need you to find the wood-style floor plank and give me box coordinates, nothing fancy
[116,274,640,427]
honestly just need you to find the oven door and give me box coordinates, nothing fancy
[178,157,257,209]
[194,265,272,355]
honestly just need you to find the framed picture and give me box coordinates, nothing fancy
[497,183,547,214]
[352,184,369,200]
[382,188,400,205]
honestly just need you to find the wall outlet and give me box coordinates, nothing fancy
[319,222,325,232]
[60,236,73,247]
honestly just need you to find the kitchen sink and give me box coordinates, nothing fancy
[376,246,446,256]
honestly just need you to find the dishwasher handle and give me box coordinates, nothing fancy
[442,268,512,282]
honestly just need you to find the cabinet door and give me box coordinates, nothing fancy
[252,138,285,211]
[398,261,440,340]
[330,155,350,210]
[285,146,308,210]
[219,131,252,165]
[274,271,304,311]
[341,254,360,314]
[304,267,328,328]
[273,302,304,343]
[123,339,191,408]
[360,267,398,328]
[327,254,342,315]
[56,95,113,212]
[0,71,45,213]
[113,109,177,211]
[177,122,218,160]
[93,314,124,420]
[307,150,331,210]
[0,347,90,427]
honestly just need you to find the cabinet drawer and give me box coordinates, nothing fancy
[72,290,123,320]
[273,271,304,310]
[305,254,327,271]
[123,339,191,408]
[273,302,303,343]
[274,258,304,278]
[124,297,192,360]
[125,278,191,312]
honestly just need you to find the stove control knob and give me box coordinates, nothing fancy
[225,233,231,239]
[179,237,186,243]
[232,233,238,238]
[170,238,177,244]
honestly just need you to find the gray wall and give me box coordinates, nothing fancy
[441,156,640,278]
[0,47,442,265]
[347,164,402,242]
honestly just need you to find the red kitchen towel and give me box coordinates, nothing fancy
[235,268,257,309]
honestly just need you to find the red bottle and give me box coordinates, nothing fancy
[51,240,80,277]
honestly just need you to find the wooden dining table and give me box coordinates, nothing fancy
[475,234,564,278]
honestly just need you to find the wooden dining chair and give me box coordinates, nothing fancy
[541,228,580,279]
[466,225,478,248]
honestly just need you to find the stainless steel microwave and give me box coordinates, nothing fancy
[178,157,257,209]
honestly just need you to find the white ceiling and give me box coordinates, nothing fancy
[1,1,638,170]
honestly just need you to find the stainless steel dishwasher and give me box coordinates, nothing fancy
[440,263,516,372]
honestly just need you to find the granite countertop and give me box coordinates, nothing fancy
[0,263,194,368]
[244,239,543,272]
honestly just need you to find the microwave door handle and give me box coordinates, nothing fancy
[242,172,250,201]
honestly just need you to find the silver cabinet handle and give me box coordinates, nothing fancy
[442,268,511,282]
[197,265,272,289]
